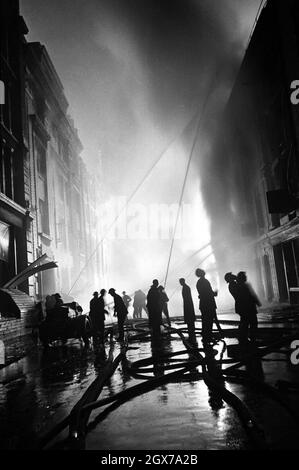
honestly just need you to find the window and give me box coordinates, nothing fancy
[0,29,9,62]
[3,83,12,131]
[61,140,69,165]
[0,147,14,199]
[0,222,9,262]
[38,198,50,235]
[0,149,4,193]
[36,140,47,176]
[0,80,4,105]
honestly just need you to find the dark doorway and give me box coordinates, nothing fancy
[273,244,288,302]
[263,254,274,301]
[283,241,298,288]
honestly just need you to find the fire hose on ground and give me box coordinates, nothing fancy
[38,318,299,450]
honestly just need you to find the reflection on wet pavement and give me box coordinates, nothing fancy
[1,315,299,450]
[0,342,98,449]
[86,337,249,450]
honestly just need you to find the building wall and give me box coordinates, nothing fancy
[24,43,106,303]
[0,288,35,340]
[0,2,106,342]
[211,0,299,304]
[0,1,30,293]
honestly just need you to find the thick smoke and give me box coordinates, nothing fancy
[21,0,261,309]
[87,0,261,303]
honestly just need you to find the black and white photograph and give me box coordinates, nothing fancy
[1,0,299,455]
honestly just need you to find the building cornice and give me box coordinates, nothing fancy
[25,44,83,152]
[0,193,32,229]
[256,215,299,245]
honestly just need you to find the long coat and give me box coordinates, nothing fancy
[228,280,239,313]
[235,282,261,316]
[90,297,105,330]
[113,294,128,320]
[182,284,195,323]
[147,286,162,328]
[196,278,217,312]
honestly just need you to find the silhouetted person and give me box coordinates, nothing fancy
[35,301,44,323]
[90,290,108,343]
[122,291,132,309]
[109,288,128,342]
[195,268,218,345]
[46,293,68,322]
[224,272,238,300]
[45,295,55,320]
[224,272,239,316]
[133,290,148,319]
[179,278,196,335]
[45,295,53,311]
[147,280,162,340]
[70,301,83,317]
[32,301,44,343]
[54,293,63,306]
[236,271,261,346]
[133,291,139,319]
[158,285,171,326]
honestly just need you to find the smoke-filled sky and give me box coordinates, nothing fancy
[21,0,261,167]
[20,0,263,307]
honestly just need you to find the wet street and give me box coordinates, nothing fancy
[1,314,299,450]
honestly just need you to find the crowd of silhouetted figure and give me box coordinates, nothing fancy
[39,267,261,350]
[86,269,261,349]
